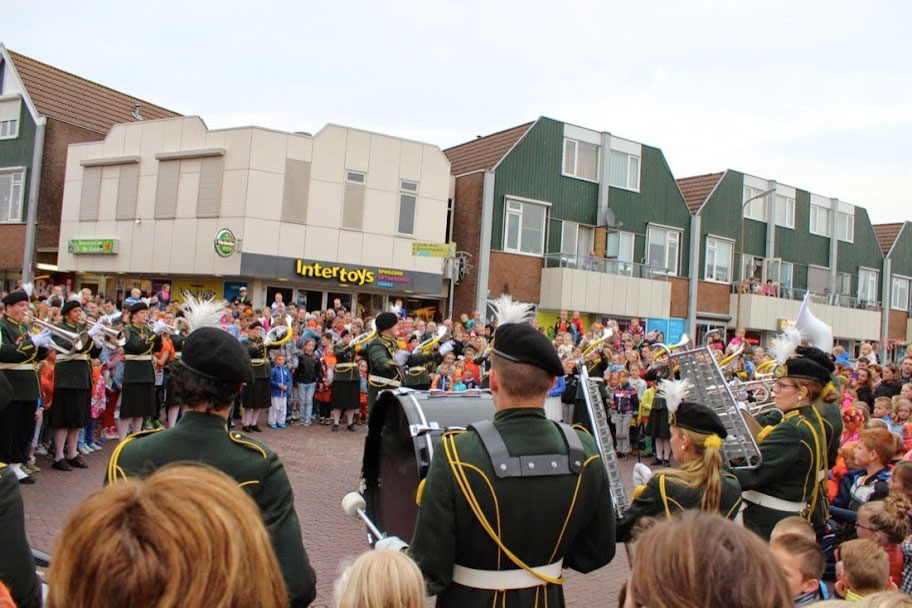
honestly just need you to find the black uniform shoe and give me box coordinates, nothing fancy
[347,424,356,432]
[67,456,89,469]
[651,458,663,466]
[332,424,339,432]
[53,459,73,472]
[19,475,36,484]
[250,425,262,432]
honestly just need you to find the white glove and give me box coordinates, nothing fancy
[88,322,105,338]
[438,340,454,357]
[93,337,107,350]
[374,535,409,552]
[632,462,653,487]
[30,329,55,350]
[394,350,411,367]
[152,320,168,335]
[274,326,288,338]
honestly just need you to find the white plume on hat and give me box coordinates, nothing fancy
[180,292,226,333]
[769,326,803,366]
[490,295,534,326]
[21,282,33,297]
[657,378,693,414]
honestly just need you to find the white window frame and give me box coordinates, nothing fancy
[562,138,600,183]
[741,254,765,283]
[0,167,25,223]
[560,221,579,254]
[742,186,768,222]
[837,211,854,243]
[704,235,734,284]
[892,275,911,312]
[774,195,795,229]
[503,196,549,257]
[835,271,853,297]
[858,267,879,304]
[345,170,365,184]
[396,179,418,237]
[608,149,641,192]
[809,204,831,237]
[646,224,681,276]
[0,118,19,140]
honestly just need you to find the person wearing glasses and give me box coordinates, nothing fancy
[733,336,831,540]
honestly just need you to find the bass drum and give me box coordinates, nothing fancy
[361,388,495,543]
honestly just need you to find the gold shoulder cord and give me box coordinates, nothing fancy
[799,411,826,520]
[442,430,600,587]
[658,474,672,518]
[106,429,163,483]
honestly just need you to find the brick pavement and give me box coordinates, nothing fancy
[20,422,636,607]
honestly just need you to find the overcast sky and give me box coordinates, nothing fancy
[5,1,910,223]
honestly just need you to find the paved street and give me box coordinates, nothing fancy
[20,421,633,607]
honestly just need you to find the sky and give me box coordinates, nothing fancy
[4,1,910,222]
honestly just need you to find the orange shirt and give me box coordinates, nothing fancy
[40,363,54,409]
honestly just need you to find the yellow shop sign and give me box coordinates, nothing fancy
[295,260,375,286]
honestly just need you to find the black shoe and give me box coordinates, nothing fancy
[67,456,89,469]
[19,475,36,484]
[250,425,262,432]
[332,424,339,432]
[662,459,670,466]
[347,424,356,432]
[53,459,73,472]
[651,458,663,466]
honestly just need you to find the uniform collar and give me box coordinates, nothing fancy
[494,407,546,421]
[175,410,231,430]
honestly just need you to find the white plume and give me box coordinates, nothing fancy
[180,292,226,333]
[769,326,803,365]
[21,282,33,297]
[490,295,534,326]
[657,378,693,414]
[67,293,82,302]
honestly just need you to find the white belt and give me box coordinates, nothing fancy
[335,363,357,372]
[0,362,37,371]
[56,353,91,362]
[369,374,401,388]
[452,559,563,590]
[818,469,826,483]
[742,490,807,513]
[124,355,152,361]
[250,358,266,365]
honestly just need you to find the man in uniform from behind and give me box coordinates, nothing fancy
[106,298,317,607]
[380,296,616,607]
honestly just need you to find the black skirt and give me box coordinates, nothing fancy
[48,387,90,429]
[330,381,360,411]
[121,383,156,419]
[649,407,671,440]
[165,372,179,408]
[248,377,270,410]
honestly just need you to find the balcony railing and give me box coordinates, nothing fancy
[730,282,881,310]
[543,253,669,280]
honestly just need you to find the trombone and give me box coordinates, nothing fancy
[415,325,447,354]
[26,314,90,355]
[581,328,614,358]
[263,315,294,347]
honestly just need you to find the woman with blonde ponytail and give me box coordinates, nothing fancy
[617,379,742,542]
[855,494,912,587]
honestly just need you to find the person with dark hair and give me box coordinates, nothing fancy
[105,300,316,608]
[330,330,359,431]
[242,320,271,432]
[379,296,615,607]
[119,301,165,441]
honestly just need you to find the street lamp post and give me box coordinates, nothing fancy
[736,186,777,328]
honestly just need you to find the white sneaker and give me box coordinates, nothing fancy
[78,445,92,455]
[34,445,48,456]
[88,443,102,451]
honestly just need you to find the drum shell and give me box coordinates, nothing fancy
[361,389,495,542]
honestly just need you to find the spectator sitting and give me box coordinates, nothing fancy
[835,539,892,601]
[432,363,451,391]
[462,346,481,384]
[46,464,290,608]
[450,370,467,392]
[842,407,865,445]
[829,441,858,503]
[762,279,777,296]
[833,345,850,366]
[873,397,895,431]
[334,549,425,608]
[831,428,895,534]
[892,399,912,439]
[123,287,142,308]
[855,495,911,588]
[769,533,828,606]
[770,515,817,542]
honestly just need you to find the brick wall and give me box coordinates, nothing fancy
[697,281,731,315]
[0,225,27,268]
[889,309,909,341]
[451,172,485,315]
[488,251,544,304]
[37,119,104,253]
[669,277,689,318]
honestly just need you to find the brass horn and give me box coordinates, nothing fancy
[582,328,614,358]
[26,314,89,355]
[415,325,447,354]
[264,315,294,347]
[352,319,377,350]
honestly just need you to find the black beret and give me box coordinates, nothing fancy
[784,356,831,385]
[2,290,28,305]
[179,327,254,385]
[492,323,563,376]
[129,301,148,313]
[375,312,399,332]
[61,300,81,316]
[796,346,835,374]
[248,320,262,330]
[670,401,728,438]
[643,367,669,382]
[340,329,350,338]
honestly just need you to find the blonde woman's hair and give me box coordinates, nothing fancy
[858,494,912,545]
[661,427,725,512]
[334,549,425,608]
[47,464,289,608]
[892,398,912,422]
[626,511,791,608]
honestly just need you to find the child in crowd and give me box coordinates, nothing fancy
[545,374,565,422]
[638,378,655,457]
[770,515,817,541]
[831,428,895,537]
[462,346,481,385]
[268,353,291,429]
[611,370,639,459]
[892,399,912,447]
[358,360,368,424]
[855,495,911,587]
[450,370,467,392]
[835,539,892,601]
[874,397,896,431]
[769,534,828,606]
[888,461,912,501]
[334,549,425,608]
[830,441,858,503]
[432,362,451,391]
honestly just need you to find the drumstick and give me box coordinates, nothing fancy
[342,492,386,540]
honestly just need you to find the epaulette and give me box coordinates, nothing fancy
[228,431,268,459]
[107,428,164,483]
[757,425,776,444]
[631,484,647,501]
[571,423,592,436]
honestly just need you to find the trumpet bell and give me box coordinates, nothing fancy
[263,315,294,347]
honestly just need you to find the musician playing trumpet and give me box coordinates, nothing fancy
[617,379,743,542]
[119,301,164,441]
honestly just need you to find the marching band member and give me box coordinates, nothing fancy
[378,296,615,607]
[105,297,316,607]
[617,379,742,542]
[331,330,360,431]
[242,320,270,432]
[119,301,164,441]
[0,289,52,484]
[733,329,828,540]
[49,300,102,471]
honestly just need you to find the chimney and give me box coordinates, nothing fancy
[132,103,144,121]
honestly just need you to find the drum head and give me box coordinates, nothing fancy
[361,389,495,542]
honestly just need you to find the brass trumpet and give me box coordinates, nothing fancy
[97,323,127,348]
[351,320,377,350]
[581,328,614,358]
[26,314,89,355]
[161,317,190,335]
[653,334,691,358]
[415,325,447,354]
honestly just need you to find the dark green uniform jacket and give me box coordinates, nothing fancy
[409,408,616,608]
[122,322,162,384]
[0,464,41,608]
[53,321,101,390]
[617,470,743,542]
[333,344,359,383]
[0,316,47,400]
[247,336,271,380]
[105,411,316,607]
[733,408,824,540]
[366,335,439,410]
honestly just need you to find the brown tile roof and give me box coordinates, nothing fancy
[874,222,903,256]
[676,172,725,214]
[444,122,534,176]
[8,50,180,134]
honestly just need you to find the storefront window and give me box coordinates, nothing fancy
[265,286,293,312]
[297,289,324,312]
[406,298,440,322]
[327,292,353,313]
[357,293,385,320]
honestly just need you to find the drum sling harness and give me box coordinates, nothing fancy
[469,420,585,478]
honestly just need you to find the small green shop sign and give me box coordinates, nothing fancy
[67,239,119,254]
[214,228,237,258]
